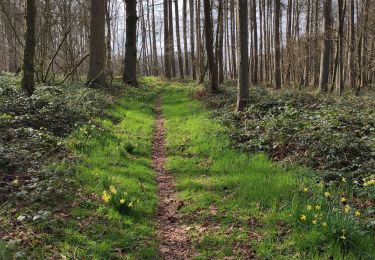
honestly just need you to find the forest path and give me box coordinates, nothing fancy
[153,95,194,259]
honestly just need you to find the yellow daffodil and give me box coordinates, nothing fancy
[303,187,309,193]
[120,199,125,204]
[312,219,317,225]
[307,205,312,211]
[109,185,117,194]
[341,197,347,203]
[128,202,133,208]
[322,222,327,227]
[355,211,361,217]
[324,192,331,198]
[102,191,111,203]
[341,177,346,183]
[300,215,307,221]
[344,205,351,214]
[315,205,321,210]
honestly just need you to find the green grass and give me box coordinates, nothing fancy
[162,85,375,259]
[61,87,159,259]
[7,85,161,259]
[2,77,373,259]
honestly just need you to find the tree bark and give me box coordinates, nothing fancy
[236,0,249,111]
[348,0,356,89]
[274,0,281,90]
[87,0,106,86]
[318,0,333,93]
[22,0,36,96]
[335,0,345,94]
[123,0,138,86]
[217,0,224,83]
[189,0,196,79]
[164,0,171,78]
[169,0,176,77]
[251,0,258,84]
[152,0,159,75]
[175,0,184,78]
[203,0,218,93]
[183,0,189,76]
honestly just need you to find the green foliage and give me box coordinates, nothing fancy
[0,76,159,258]
[204,85,375,180]
[163,86,375,259]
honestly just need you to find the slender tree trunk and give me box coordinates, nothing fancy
[152,0,159,75]
[169,0,176,77]
[203,0,218,93]
[360,0,369,91]
[88,0,106,86]
[217,0,224,83]
[251,0,258,84]
[236,0,249,111]
[22,0,36,96]
[183,0,189,75]
[175,0,184,78]
[123,0,138,85]
[105,0,113,82]
[348,0,356,89]
[274,0,281,90]
[335,0,345,94]
[259,0,264,82]
[164,0,171,78]
[318,0,333,93]
[189,0,196,79]
[230,0,237,78]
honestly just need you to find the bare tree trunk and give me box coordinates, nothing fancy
[236,0,249,111]
[105,0,113,82]
[189,0,196,79]
[123,0,137,86]
[169,0,176,77]
[22,0,36,96]
[152,0,159,75]
[274,0,281,90]
[335,0,345,94]
[359,0,369,91]
[175,0,184,78]
[203,0,218,93]
[348,0,356,89]
[217,0,224,83]
[88,0,106,86]
[164,0,171,78]
[251,0,258,84]
[183,0,189,75]
[230,0,237,78]
[318,0,333,93]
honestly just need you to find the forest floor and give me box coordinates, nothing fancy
[0,76,374,259]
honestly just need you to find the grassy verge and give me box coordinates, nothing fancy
[162,85,375,259]
[1,82,159,259]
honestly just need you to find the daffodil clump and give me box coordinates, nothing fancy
[297,181,368,250]
[101,185,138,214]
[363,175,375,199]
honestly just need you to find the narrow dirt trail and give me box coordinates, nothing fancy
[152,95,194,260]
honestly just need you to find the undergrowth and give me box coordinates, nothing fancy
[0,76,159,258]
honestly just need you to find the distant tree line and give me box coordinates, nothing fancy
[0,0,374,104]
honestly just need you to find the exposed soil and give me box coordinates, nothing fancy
[152,95,194,259]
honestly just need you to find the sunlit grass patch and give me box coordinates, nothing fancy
[162,87,375,259]
[60,88,159,258]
